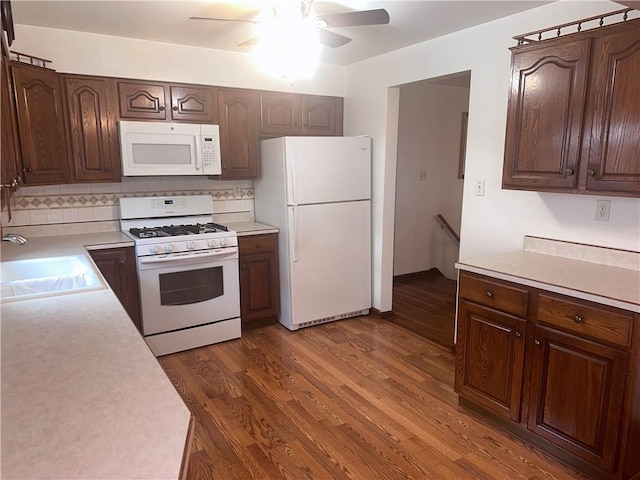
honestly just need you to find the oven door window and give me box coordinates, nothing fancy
[158,266,223,305]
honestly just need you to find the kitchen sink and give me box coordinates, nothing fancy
[1,255,105,302]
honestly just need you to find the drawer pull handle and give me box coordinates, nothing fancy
[564,168,574,176]
[485,291,493,298]
[515,332,521,338]
[534,339,540,346]
[574,315,583,324]
[255,243,261,248]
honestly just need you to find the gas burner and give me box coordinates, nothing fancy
[187,222,229,235]
[129,227,171,239]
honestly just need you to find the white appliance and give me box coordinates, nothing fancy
[254,136,372,331]
[119,121,221,176]
[120,195,240,356]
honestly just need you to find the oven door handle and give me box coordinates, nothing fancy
[138,247,238,265]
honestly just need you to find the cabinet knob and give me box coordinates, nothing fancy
[159,106,165,111]
[485,291,493,298]
[564,168,574,176]
[255,243,261,249]
[534,339,540,346]
[587,169,595,177]
[515,332,522,338]
[574,315,583,324]
[173,106,178,111]
[23,167,33,173]
[119,258,126,265]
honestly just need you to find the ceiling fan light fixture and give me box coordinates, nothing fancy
[252,17,321,81]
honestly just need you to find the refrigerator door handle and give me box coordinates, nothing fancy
[291,206,299,262]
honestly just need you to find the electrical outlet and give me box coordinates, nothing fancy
[475,179,485,196]
[596,199,610,222]
[233,184,242,198]
[419,170,427,181]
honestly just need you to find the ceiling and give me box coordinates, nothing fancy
[11,0,557,66]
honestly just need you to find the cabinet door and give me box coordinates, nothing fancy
[260,92,301,135]
[455,300,526,421]
[89,247,142,333]
[12,62,70,185]
[502,39,590,191]
[584,22,640,195]
[169,85,216,123]
[238,234,279,328]
[1,41,21,191]
[64,75,121,182]
[217,88,259,179]
[117,81,167,120]
[301,96,341,136]
[528,325,627,472]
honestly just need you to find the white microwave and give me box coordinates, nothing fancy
[119,121,221,176]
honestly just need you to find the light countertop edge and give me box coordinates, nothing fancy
[456,251,640,313]
[1,232,191,479]
[225,221,279,236]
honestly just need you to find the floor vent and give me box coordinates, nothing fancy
[297,309,370,329]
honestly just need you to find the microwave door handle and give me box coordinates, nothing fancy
[194,136,202,171]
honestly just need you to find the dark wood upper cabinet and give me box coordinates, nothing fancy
[1,38,21,191]
[217,88,259,179]
[503,18,640,197]
[117,81,168,120]
[64,75,121,182]
[117,80,217,123]
[584,22,640,194]
[11,62,70,185]
[301,95,342,136]
[503,39,590,191]
[260,92,302,135]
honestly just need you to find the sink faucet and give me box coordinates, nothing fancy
[2,233,28,245]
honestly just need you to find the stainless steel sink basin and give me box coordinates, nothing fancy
[1,255,105,302]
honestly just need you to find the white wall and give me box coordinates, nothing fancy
[12,24,344,95]
[394,81,468,280]
[343,1,640,312]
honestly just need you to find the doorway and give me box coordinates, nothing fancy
[391,71,471,348]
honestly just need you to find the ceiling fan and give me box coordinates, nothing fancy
[189,0,390,49]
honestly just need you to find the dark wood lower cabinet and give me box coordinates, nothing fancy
[455,271,639,480]
[238,233,279,330]
[89,246,142,333]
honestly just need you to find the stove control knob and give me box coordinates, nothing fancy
[150,245,160,254]
[208,239,220,248]
[164,243,173,253]
[186,241,195,250]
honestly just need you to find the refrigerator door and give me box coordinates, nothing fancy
[285,136,371,206]
[285,200,371,328]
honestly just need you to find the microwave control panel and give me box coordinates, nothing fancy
[202,135,219,173]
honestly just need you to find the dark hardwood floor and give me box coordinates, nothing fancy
[391,269,457,349]
[159,307,586,479]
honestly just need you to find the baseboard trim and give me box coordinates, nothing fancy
[370,307,395,319]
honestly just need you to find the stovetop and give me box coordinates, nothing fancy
[128,222,229,239]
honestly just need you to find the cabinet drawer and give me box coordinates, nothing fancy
[536,293,633,348]
[459,272,529,317]
[238,234,277,254]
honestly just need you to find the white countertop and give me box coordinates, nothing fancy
[1,233,191,479]
[226,221,279,236]
[457,248,640,313]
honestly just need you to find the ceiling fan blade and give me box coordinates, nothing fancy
[316,8,389,28]
[317,29,351,48]
[238,37,259,47]
[189,16,258,24]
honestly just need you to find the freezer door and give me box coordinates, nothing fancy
[286,201,371,327]
[285,136,371,206]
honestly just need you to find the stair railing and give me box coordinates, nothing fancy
[436,214,460,245]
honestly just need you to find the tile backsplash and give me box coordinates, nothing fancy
[1,177,254,237]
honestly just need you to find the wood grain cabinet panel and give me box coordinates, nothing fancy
[117,81,167,120]
[64,75,121,182]
[89,246,142,333]
[584,22,640,194]
[260,92,301,135]
[1,41,21,191]
[301,95,342,136]
[503,39,590,191]
[238,233,279,329]
[11,62,70,185]
[528,324,627,472]
[169,85,216,123]
[217,88,259,179]
[455,299,526,421]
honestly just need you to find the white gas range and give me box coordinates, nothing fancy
[120,195,241,356]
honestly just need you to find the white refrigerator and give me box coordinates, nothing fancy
[254,136,372,331]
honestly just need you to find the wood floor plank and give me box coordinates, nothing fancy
[158,277,587,480]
